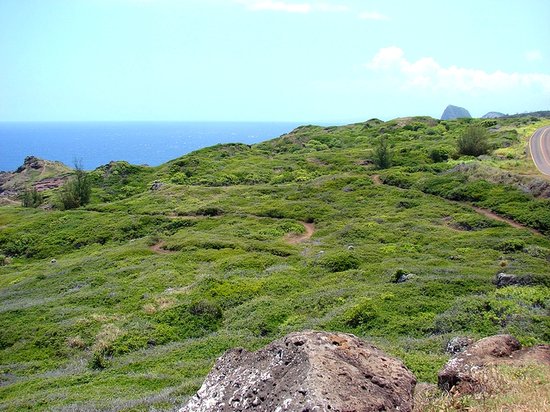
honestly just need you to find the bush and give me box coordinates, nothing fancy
[59,162,92,210]
[320,252,360,272]
[429,148,449,163]
[373,137,392,169]
[457,125,489,156]
[20,187,43,208]
[498,239,526,253]
[342,298,378,328]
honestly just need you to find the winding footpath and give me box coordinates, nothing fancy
[529,126,550,176]
[285,222,315,244]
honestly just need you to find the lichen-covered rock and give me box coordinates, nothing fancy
[494,273,532,288]
[179,331,416,412]
[438,334,550,394]
[445,336,474,355]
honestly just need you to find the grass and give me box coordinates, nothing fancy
[414,364,550,412]
[0,115,549,410]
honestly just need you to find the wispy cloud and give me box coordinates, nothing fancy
[366,46,550,93]
[244,1,311,13]
[525,50,543,62]
[237,0,348,13]
[358,11,389,21]
[316,3,349,12]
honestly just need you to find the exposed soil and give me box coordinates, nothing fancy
[371,174,383,185]
[285,222,315,244]
[470,205,541,234]
[150,241,176,254]
[34,177,66,192]
[372,175,542,236]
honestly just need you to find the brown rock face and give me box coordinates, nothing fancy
[179,331,416,412]
[438,334,550,394]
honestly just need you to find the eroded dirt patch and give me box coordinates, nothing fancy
[285,222,315,244]
[150,241,176,254]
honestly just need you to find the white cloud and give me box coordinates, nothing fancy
[237,0,348,13]
[525,50,543,62]
[245,1,311,13]
[366,46,550,93]
[358,11,389,21]
[317,3,349,12]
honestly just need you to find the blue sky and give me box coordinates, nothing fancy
[0,0,549,122]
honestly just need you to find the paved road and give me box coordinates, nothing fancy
[529,126,550,176]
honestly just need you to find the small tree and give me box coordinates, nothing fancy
[21,187,43,208]
[373,137,392,169]
[59,161,92,210]
[457,125,489,156]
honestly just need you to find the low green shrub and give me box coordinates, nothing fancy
[320,252,360,272]
[498,239,526,253]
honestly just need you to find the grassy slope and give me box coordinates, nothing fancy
[0,116,549,411]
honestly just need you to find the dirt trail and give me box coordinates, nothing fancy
[469,205,541,235]
[371,174,382,185]
[150,241,176,254]
[286,222,315,244]
[371,174,543,236]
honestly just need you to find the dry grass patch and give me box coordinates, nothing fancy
[415,364,550,411]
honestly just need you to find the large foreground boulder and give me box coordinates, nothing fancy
[179,331,416,412]
[438,334,550,394]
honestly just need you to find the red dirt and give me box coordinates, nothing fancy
[469,205,541,235]
[371,175,383,185]
[286,222,315,244]
[150,241,176,254]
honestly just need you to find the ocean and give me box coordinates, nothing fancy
[0,121,303,172]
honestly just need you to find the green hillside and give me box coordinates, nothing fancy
[1,116,549,411]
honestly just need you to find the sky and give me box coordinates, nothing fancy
[0,0,549,122]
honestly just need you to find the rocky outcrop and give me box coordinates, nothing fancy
[438,334,550,394]
[15,156,44,172]
[179,331,416,412]
[441,105,471,120]
[150,181,164,191]
[445,336,474,355]
[494,273,533,288]
[0,156,70,199]
[481,112,506,119]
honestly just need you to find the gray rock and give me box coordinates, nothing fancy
[481,112,506,119]
[179,331,416,412]
[441,105,472,120]
[445,336,474,355]
[391,269,416,283]
[494,273,532,288]
[150,181,163,191]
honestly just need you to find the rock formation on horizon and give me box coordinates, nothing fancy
[179,331,416,412]
[481,111,506,119]
[441,105,472,120]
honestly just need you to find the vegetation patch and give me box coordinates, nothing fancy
[1,115,549,410]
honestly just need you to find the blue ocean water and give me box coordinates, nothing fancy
[0,122,303,172]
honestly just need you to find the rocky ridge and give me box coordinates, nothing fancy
[481,111,506,119]
[0,156,71,199]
